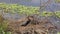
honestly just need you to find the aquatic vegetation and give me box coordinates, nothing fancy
[0,3,60,17]
[41,11,53,17]
[55,11,60,18]
[0,3,39,16]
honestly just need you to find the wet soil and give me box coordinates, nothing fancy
[6,15,58,34]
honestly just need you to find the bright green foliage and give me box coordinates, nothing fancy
[55,11,60,18]
[0,3,60,17]
[0,3,39,16]
[41,11,53,17]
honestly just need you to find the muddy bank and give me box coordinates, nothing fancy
[5,15,60,34]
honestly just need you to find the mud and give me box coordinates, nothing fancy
[5,15,58,34]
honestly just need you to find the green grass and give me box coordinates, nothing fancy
[55,11,60,18]
[0,3,39,16]
[0,15,11,34]
[0,3,60,17]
